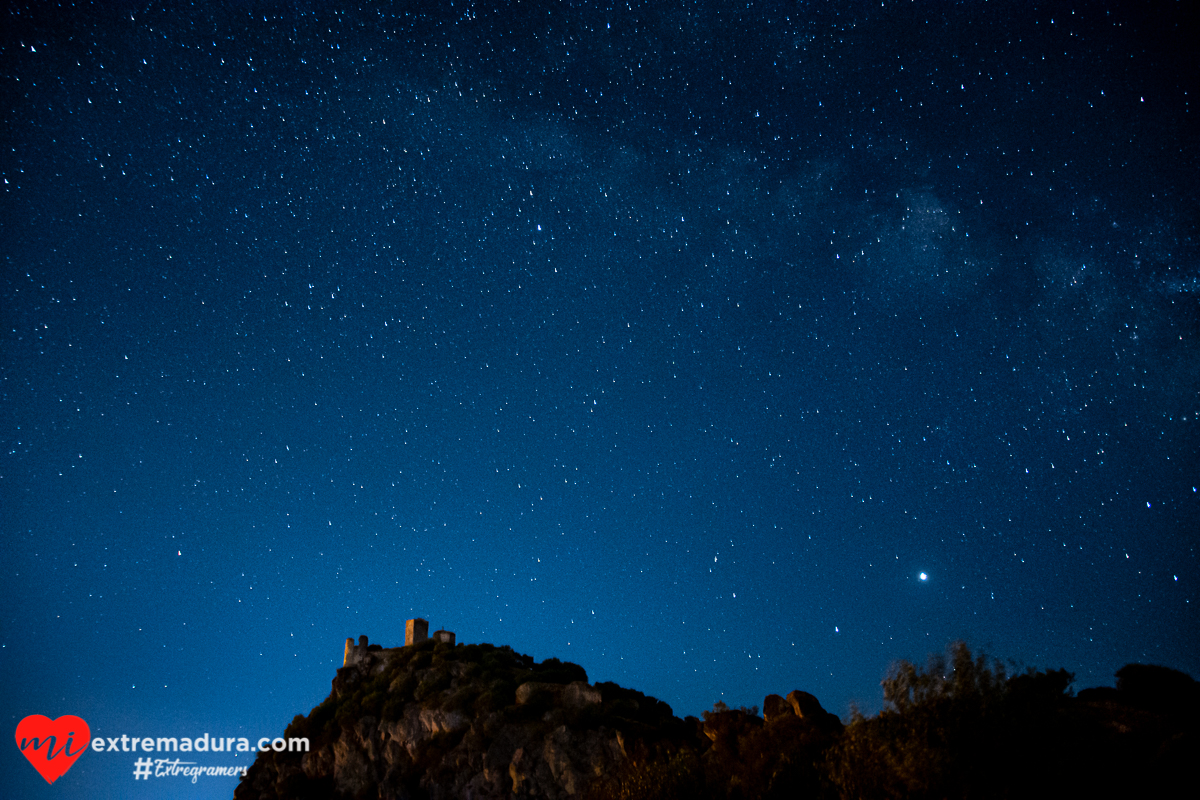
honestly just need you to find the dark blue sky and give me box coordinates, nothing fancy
[3,2,1197,797]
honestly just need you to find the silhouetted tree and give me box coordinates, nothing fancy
[829,642,1015,799]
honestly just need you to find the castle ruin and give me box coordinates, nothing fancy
[343,619,456,668]
[405,617,428,646]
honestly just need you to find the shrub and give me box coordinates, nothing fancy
[415,668,451,703]
[586,745,705,800]
[826,642,1074,799]
[534,656,588,684]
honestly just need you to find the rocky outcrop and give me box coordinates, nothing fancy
[515,680,602,708]
[236,623,879,800]
[234,639,675,800]
[762,694,789,724]
[756,690,845,732]
[239,636,1195,798]
[785,689,844,733]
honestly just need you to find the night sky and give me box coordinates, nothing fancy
[3,2,1197,797]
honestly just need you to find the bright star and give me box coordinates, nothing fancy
[919,572,928,581]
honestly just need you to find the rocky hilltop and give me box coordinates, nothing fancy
[233,635,838,800]
[235,638,1195,800]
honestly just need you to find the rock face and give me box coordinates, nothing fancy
[235,641,1198,799]
[234,635,849,800]
[761,694,791,724]
[785,689,844,733]
[234,639,676,800]
[514,680,601,708]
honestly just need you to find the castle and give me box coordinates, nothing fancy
[343,618,456,668]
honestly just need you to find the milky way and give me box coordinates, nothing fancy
[2,3,1196,797]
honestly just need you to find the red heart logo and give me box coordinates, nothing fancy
[15,715,91,784]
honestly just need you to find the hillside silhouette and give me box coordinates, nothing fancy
[235,639,1196,799]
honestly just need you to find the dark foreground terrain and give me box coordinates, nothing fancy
[235,640,1196,799]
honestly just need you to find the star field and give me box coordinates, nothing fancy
[2,3,1197,797]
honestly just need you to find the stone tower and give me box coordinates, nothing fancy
[405,618,429,646]
[343,634,369,667]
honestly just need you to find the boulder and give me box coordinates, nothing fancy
[563,681,602,708]
[786,690,825,720]
[516,681,564,705]
[763,693,794,724]
[786,689,843,733]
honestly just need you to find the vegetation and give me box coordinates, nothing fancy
[251,639,1195,800]
[591,641,1194,800]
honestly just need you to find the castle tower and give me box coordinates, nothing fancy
[405,618,429,646]
[432,629,456,645]
[344,634,368,667]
